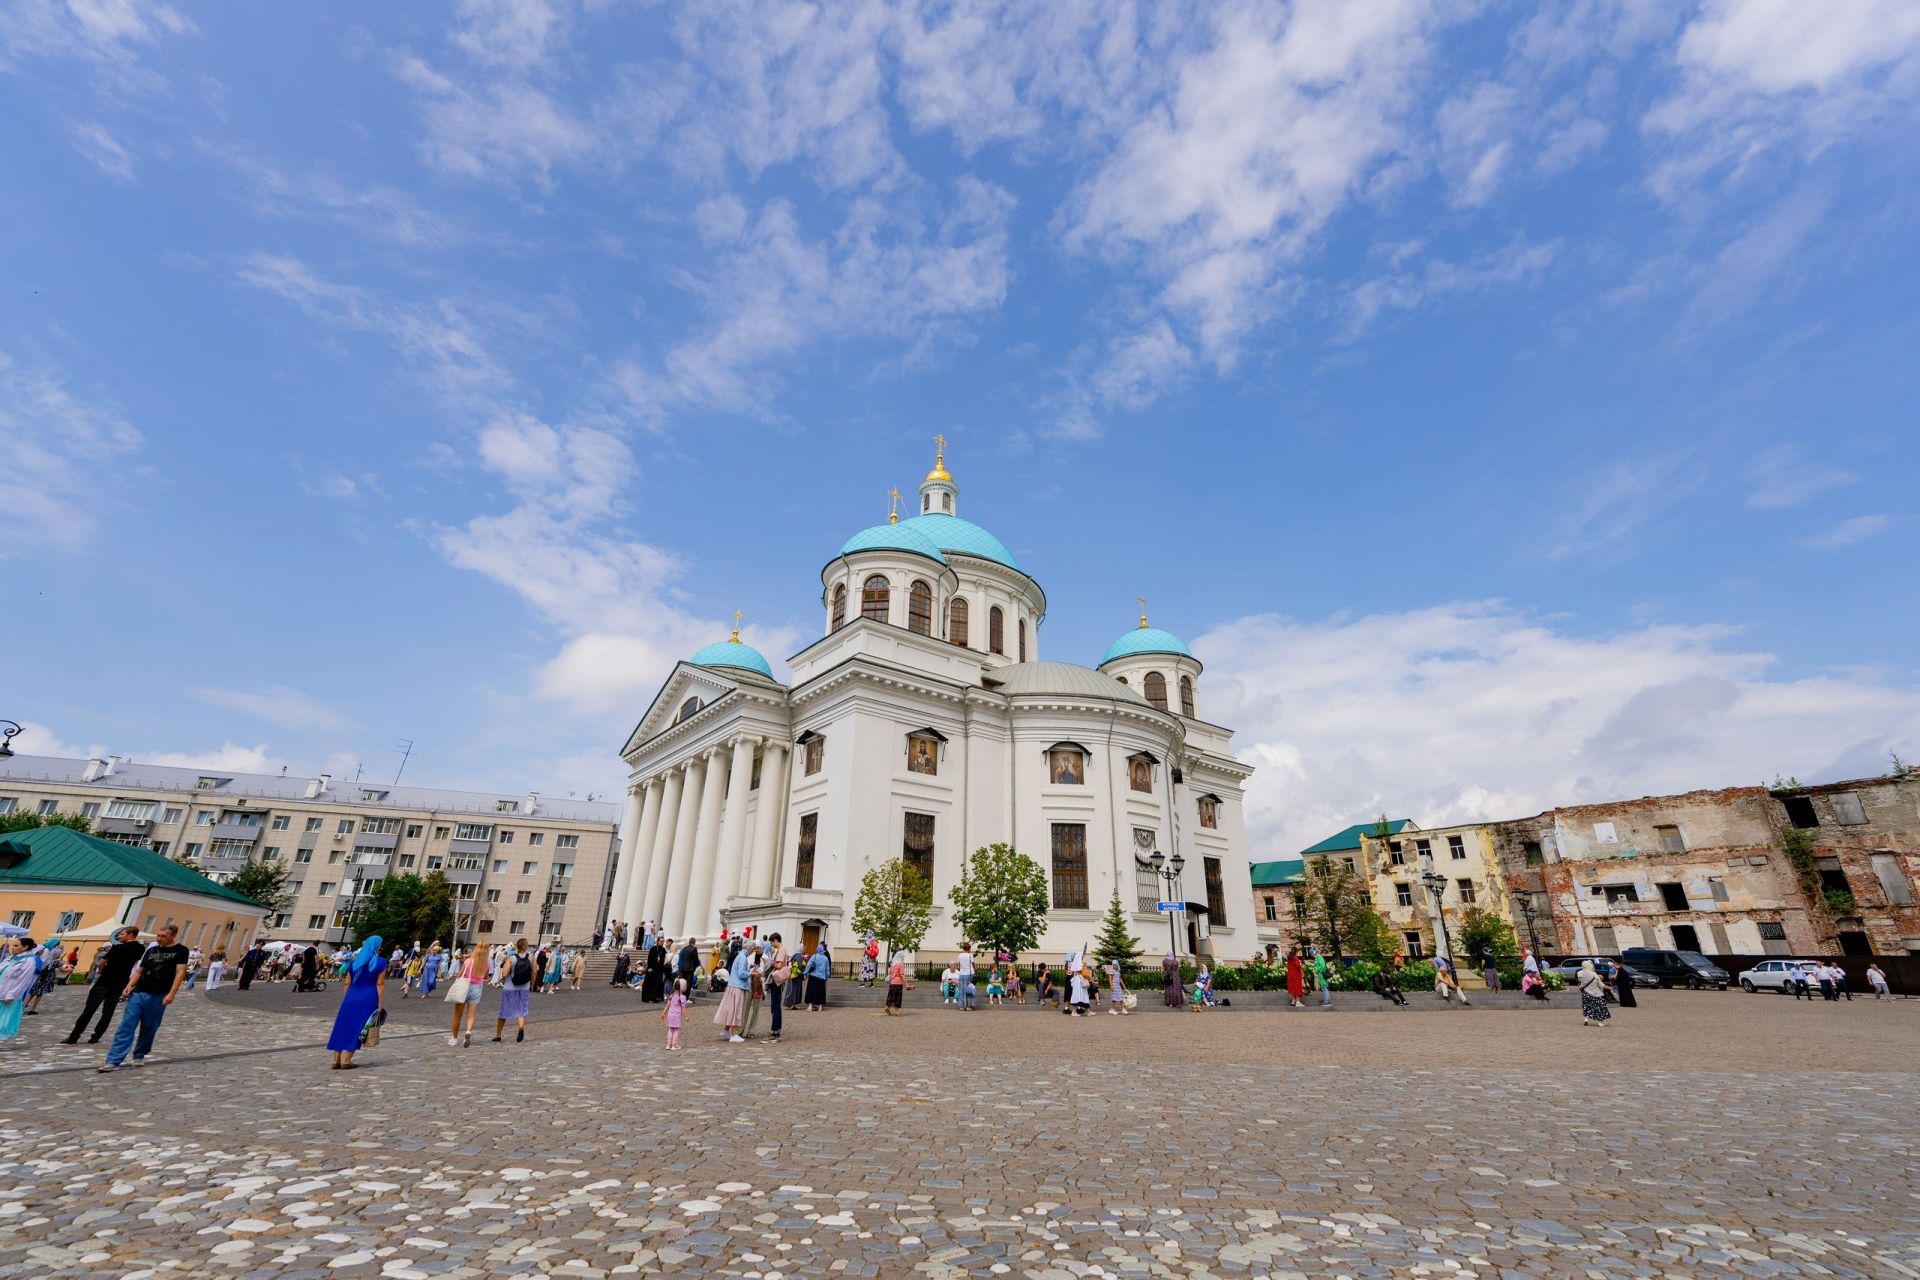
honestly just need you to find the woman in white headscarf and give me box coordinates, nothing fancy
[1577,960,1611,1028]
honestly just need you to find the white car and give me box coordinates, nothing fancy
[1736,959,1818,994]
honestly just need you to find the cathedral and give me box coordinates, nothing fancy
[603,443,1256,960]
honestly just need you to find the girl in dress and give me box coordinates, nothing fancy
[985,966,1006,1007]
[662,978,687,1049]
[0,938,44,1043]
[1006,965,1024,1005]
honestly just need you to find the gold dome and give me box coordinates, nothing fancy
[924,433,952,484]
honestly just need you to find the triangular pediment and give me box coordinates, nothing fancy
[621,663,746,758]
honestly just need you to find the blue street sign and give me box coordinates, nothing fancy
[1155,901,1181,913]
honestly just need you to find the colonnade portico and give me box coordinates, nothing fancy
[607,734,792,942]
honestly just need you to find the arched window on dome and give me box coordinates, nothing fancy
[1143,672,1168,711]
[861,575,890,624]
[1179,675,1196,718]
[948,597,969,647]
[989,605,1005,655]
[908,580,933,636]
[941,492,952,512]
[1115,675,1127,686]
[830,583,847,632]
[676,696,703,723]
[1018,618,1027,662]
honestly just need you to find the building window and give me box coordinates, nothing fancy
[1457,878,1476,904]
[80,802,102,819]
[294,849,311,864]
[1523,840,1544,865]
[677,697,703,723]
[948,597,969,647]
[1831,792,1868,826]
[485,888,502,904]
[1142,671,1168,711]
[989,605,1005,655]
[491,859,507,874]
[308,915,327,931]
[162,807,183,824]
[528,832,544,846]
[0,798,13,815]
[184,843,203,859]
[802,734,824,776]
[454,823,492,841]
[1263,895,1277,921]
[861,575,890,624]
[499,830,514,845]
[906,732,940,776]
[1048,746,1086,786]
[398,854,414,869]
[1447,834,1465,860]
[1127,754,1153,794]
[335,819,354,835]
[1655,824,1686,853]
[903,811,935,885]
[193,812,215,826]
[7,911,33,929]
[270,814,291,830]
[1050,823,1089,909]
[37,799,59,816]
[1204,856,1226,921]
[1758,921,1787,941]
[406,824,422,839]
[361,817,400,834]
[556,834,578,850]
[304,817,323,832]
[263,846,280,860]
[830,583,847,631]
[151,841,169,855]
[1197,795,1219,829]
[105,799,156,820]
[515,890,531,904]
[1656,881,1688,911]
[1394,882,1413,907]
[318,882,337,897]
[508,921,525,935]
[553,862,572,876]
[1404,931,1424,958]
[522,861,536,875]
[1388,843,1405,867]
[1179,675,1195,718]
[1708,876,1728,902]
[1598,884,1639,905]
[1018,618,1027,662]
[795,814,818,889]
[908,579,933,635]
[1871,852,1914,906]
[1592,821,1619,843]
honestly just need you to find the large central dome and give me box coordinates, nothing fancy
[898,513,1018,570]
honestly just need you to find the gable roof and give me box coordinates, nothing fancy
[1250,857,1305,887]
[0,824,265,910]
[1298,818,1416,857]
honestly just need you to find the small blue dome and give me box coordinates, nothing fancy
[690,639,774,679]
[838,522,948,566]
[899,514,1019,570]
[1100,625,1194,666]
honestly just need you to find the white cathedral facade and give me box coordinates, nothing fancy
[602,444,1257,960]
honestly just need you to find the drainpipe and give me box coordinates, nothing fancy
[119,883,156,928]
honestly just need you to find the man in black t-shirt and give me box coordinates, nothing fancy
[63,925,143,1045]
[100,924,190,1071]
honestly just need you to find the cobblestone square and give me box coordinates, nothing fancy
[2,984,1917,1277]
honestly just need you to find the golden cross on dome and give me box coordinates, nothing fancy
[730,610,742,642]
[887,487,901,524]
[934,432,946,462]
[1138,595,1149,628]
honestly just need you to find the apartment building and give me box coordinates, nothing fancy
[0,754,620,948]
[1357,820,1516,959]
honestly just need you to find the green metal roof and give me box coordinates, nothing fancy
[0,825,265,909]
[1250,857,1306,887]
[1297,819,1415,857]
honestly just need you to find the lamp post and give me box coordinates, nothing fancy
[1418,854,1452,963]
[1147,850,1185,955]
[1516,892,1541,956]
[0,721,20,759]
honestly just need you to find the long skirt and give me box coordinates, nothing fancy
[713,986,748,1027]
[804,974,827,1006]
[498,983,532,1022]
[1580,992,1611,1023]
[1163,976,1184,1008]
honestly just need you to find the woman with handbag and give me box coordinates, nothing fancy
[327,936,387,1070]
[445,942,490,1048]
[764,934,789,1042]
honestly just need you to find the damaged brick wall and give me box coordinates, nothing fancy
[1770,772,1920,953]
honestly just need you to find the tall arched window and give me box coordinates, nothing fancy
[1018,619,1027,662]
[948,597,969,647]
[907,580,933,635]
[1179,675,1196,718]
[861,575,890,624]
[676,696,703,723]
[1143,671,1168,711]
[989,605,1005,655]
[830,583,847,632]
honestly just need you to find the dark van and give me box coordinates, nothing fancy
[1620,947,1730,990]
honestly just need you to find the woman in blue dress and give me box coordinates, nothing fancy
[0,937,45,1043]
[327,935,387,1070]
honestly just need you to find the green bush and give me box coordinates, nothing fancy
[1397,960,1437,990]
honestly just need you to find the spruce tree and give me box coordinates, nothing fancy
[1090,892,1144,969]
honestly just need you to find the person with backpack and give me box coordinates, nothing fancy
[494,939,535,1043]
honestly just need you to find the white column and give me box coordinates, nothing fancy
[606,782,646,931]
[660,755,709,936]
[643,765,689,928]
[620,777,664,931]
[709,737,757,921]
[678,747,730,940]
[745,740,789,898]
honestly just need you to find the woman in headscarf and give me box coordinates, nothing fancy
[1576,960,1611,1028]
[1161,951,1184,1008]
[1285,946,1305,1008]
[326,935,388,1069]
[610,947,631,987]
[641,936,668,1003]
[298,945,320,992]
[0,937,44,1042]
[714,939,753,1042]
[804,941,830,1011]
[23,938,64,1014]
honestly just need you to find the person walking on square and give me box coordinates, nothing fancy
[447,942,489,1047]
[1311,947,1332,1007]
[1867,963,1891,1000]
[715,940,752,1043]
[1577,960,1611,1028]
[1285,947,1305,1008]
[955,942,976,1010]
[1481,947,1501,992]
[1613,958,1637,1008]
[65,926,143,1044]
[885,950,906,1016]
[0,937,45,1044]
[205,949,227,992]
[764,933,789,1042]
[1160,951,1183,1008]
[178,945,203,995]
[642,937,668,1003]
[804,942,830,1011]
[99,924,190,1070]
[1817,963,1838,1001]
[326,935,388,1071]
[236,942,265,991]
[1831,963,1853,1002]
[418,944,444,999]
[677,939,703,1005]
[662,978,688,1050]
[495,939,535,1043]
[1104,958,1128,1015]
[860,935,880,987]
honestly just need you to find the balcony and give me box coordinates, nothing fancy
[210,822,264,843]
[353,831,399,850]
[97,816,156,837]
[448,836,492,856]
[444,866,485,886]
[296,829,320,850]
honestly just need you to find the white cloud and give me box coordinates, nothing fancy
[0,0,192,77]
[200,141,466,249]
[0,350,144,556]
[1198,600,1920,857]
[1435,80,1517,207]
[395,52,593,185]
[68,119,135,180]
[1801,513,1888,549]
[5,721,99,759]
[1744,443,1858,509]
[1546,451,1700,562]
[1343,239,1559,339]
[192,685,348,731]
[139,743,280,773]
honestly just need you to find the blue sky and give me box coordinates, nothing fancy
[4,1,1917,853]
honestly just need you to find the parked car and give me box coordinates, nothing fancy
[1545,956,1659,986]
[1620,947,1731,989]
[1735,959,1819,994]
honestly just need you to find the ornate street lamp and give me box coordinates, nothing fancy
[0,721,20,759]
[1516,892,1541,955]
[1148,850,1186,955]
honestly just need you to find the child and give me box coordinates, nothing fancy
[940,963,958,1006]
[986,966,1005,1007]
[1104,959,1127,1015]
[1006,966,1024,1005]
[885,952,906,1016]
[662,978,688,1049]
[1067,964,1091,1016]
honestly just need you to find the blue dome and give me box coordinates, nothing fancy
[1100,625,1194,666]
[690,639,774,679]
[838,522,948,566]
[899,514,1019,570]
